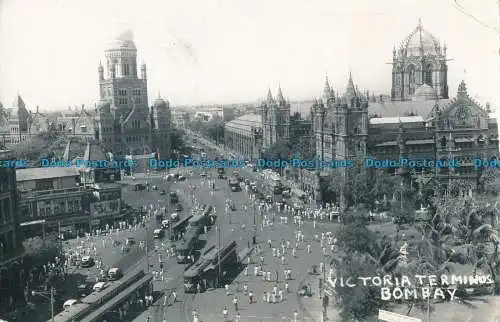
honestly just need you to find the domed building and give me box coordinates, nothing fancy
[391,18,449,102]
[311,19,498,186]
[95,30,171,158]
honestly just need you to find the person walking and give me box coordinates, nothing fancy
[222,308,228,322]
[233,296,239,311]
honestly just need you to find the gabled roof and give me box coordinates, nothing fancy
[368,99,452,118]
[370,116,425,125]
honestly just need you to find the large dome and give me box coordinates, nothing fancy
[412,84,438,101]
[106,30,137,51]
[153,94,169,109]
[400,20,440,56]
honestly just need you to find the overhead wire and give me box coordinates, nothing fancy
[452,0,500,35]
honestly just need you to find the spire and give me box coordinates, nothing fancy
[266,88,274,102]
[457,80,468,99]
[157,91,161,99]
[417,17,422,29]
[276,86,285,103]
[345,71,357,100]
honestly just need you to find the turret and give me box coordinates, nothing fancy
[140,62,147,80]
[98,61,104,81]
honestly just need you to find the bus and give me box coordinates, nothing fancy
[170,215,193,241]
[50,269,146,322]
[183,241,238,293]
[176,229,200,264]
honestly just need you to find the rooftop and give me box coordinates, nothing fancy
[16,167,80,181]
[370,116,425,125]
[225,113,261,133]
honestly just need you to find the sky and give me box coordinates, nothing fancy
[0,0,499,111]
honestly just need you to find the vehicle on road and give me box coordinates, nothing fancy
[81,256,95,268]
[170,191,179,204]
[176,229,200,263]
[93,282,109,292]
[152,185,158,190]
[107,268,123,281]
[77,283,93,297]
[63,299,79,310]
[230,201,236,211]
[178,175,186,181]
[175,203,183,211]
[183,241,238,292]
[170,212,179,222]
[200,172,208,177]
[228,177,240,191]
[133,183,146,191]
[51,270,148,322]
[298,284,313,297]
[159,189,166,195]
[125,237,135,245]
[170,215,193,240]
[153,229,164,239]
[161,219,170,228]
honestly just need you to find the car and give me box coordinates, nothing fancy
[126,237,135,245]
[178,175,186,181]
[152,185,158,190]
[200,172,207,177]
[170,213,179,222]
[107,268,123,281]
[231,186,239,192]
[93,282,108,292]
[153,229,164,239]
[122,246,131,253]
[77,283,92,297]
[80,256,94,268]
[63,299,79,310]
[161,219,170,228]
[230,202,236,211]
[175,203,183,211]
[159,189,166,195]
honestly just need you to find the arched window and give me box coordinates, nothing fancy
[407,65,416,85]
[424,63,433,85]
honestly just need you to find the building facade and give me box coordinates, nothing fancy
[95,30,172,158]
[16,167,89,237]
[224,114,262,160]
[0,163,24,313]
[311,20,498,183]
[260,87,290,150]
[391,19,449,101]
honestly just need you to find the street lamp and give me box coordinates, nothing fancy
[400,181,403,210]
[32,288,55,322]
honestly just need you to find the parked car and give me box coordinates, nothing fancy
[107,268,123,281]
[81,256,94,268]
[77,283,92,297]
[93,282,108,292]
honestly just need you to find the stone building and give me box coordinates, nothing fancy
[55,105,95,140]
[94,30,171,158]
[260,87,290,150]
[0,160,24,313]
[311,19,498,184]
[224,114,262,160]
[0,95,50,145]
[391,19,449,101]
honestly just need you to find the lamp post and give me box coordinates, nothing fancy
[400,181,403,210]
[32,287,55,322]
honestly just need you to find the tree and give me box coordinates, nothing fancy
[333,224,400,321]
[22,234,62,267]
[262,140,290,162]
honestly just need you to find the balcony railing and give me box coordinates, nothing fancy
[19,186,86,199]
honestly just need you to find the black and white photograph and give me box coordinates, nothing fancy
[0,0,499,321]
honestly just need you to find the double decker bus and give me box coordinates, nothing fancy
[176,229,200,263]
[183,241,238,293]
[170,215,193,241]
